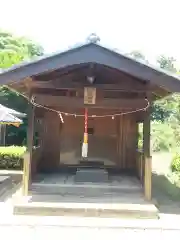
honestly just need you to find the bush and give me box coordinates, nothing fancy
[151,122,176,152]
[171,154,180,172]
[138,123,143,150]
[138,122,176,152]
[0,146,26,170]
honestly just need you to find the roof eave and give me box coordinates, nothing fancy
[0,43,180,93]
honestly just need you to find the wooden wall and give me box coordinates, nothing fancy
[37,111,61,171]
[36,109,138,171]
[60,115,117,166]
[116,115,138,169]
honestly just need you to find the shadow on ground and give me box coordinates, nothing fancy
[152,172,180,214]
[0,173,22,202]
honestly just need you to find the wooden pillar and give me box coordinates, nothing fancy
[0,125,6,146]
[22,103,34,196]
[143,99,152,200]
[144,156,152,200]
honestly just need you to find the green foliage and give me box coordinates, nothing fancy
[151,101,172,122]
[129,50,146,61]
[157,55,177,72]
[153,56,179,122]
[138,122,177,153]
[171,154,180,172]
[0,30,44,68]
[0,86,28,145]
[151,122,176,152]
[129,52,179,123]
[0,30,44,145]
[0,146,26,169]
[0,86,28,112]
[138,122,178,153]
[138,123,143,150]
[150,55,180,149]
[138,138,143,150]
[0,146,26,155]
[128,50,149,64]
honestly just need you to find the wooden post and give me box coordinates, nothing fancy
[22,103,34,196]
[0,125,6,146]
[143,99,151,200]
[144,156,152,200]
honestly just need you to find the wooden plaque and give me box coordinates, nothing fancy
[84,87,96,105]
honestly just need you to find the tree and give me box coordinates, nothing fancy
[128,50,177,122]
[0,30,44,145]
[129,50,146,61]
[153,55,180,137]
[0,30,43,68]
[128,50,149,64]
[157,55,176,72]
[151,98,173,122]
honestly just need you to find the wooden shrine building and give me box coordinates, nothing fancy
[0,42,180,203]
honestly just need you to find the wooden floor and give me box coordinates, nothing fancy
[13,174,159,219]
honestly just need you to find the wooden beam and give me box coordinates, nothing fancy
[22,102,35,196]
[30,80,151,92]
[33,94,148,110]
[32,87,147,100]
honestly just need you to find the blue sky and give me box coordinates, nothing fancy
[0,0,180,65]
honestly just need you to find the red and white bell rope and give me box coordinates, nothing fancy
[82,108,88,158]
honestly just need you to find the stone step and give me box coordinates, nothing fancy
[0,176,12,197]
[13,201,159,219]
[30,183,142,196]
[0,175,22,201]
